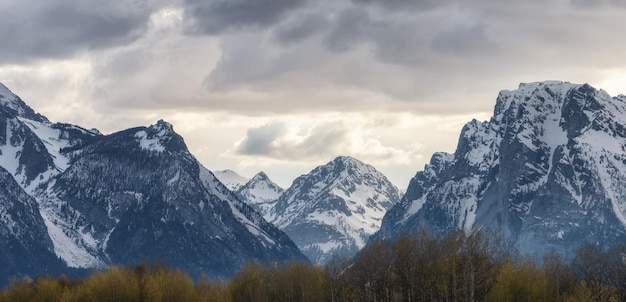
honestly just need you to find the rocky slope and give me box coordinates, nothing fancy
[377,81,626,259]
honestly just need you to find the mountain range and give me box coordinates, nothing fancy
[0,83,306,286]
[234,156,402,264]
[3,80,626,284]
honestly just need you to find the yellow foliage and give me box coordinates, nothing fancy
[3,230,626,302]
[486,259,554,302]
[145,267,198,302]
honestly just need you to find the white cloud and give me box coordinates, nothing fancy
[230,116,423,164]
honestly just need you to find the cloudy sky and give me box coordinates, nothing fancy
[1,0,625,189]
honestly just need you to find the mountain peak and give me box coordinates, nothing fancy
[132,119,187,154]
[514,80,582,93]
[235,171,284,218]
[270,156,401,264]
[328,155,371,171]
[252,171,269,180]
[214,169,250,192]
[494,81,583,118]
[334,155,357,162]
[332,155,362,167]
[0,82,49,123]
[245,171,283,192]
[146,119,176,139]
[246,171,280,188]
[152,119,174,132]
[519,80,571,88]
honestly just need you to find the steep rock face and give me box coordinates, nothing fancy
[270,156,401,264]
[0,83,99,192]
[377,81,626,259]
[0,165,66,287]
[235,172,284,218]
[38,120,306,278]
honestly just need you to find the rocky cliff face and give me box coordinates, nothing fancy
[377,81,626,259]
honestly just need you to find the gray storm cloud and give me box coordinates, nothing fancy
[3,0,626,117]
[191,0,626,112]
[570,0,626,8]
[273,13,329,46]
[431,23,489,54]
[351,0,451,10]
[183,0,309,35]
[323,7,370,53]
[0,0,162,63]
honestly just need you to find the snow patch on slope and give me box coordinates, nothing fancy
[134,130,165,153]
[271,156,400,263]
[401,196,427,224]
[241,174,283,204]
[18,118,72,171]
[39,205,103,268]
[214,170,250,192]
[331,182,391,238]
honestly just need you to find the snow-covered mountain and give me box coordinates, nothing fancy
[235,172,284,218]
[213,169,249,191]
[376,81,626,259]
[0,83,307,282]
[35,120,306,277]
[269,156,401,264]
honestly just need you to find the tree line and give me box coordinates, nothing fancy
[2,230,626,302]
